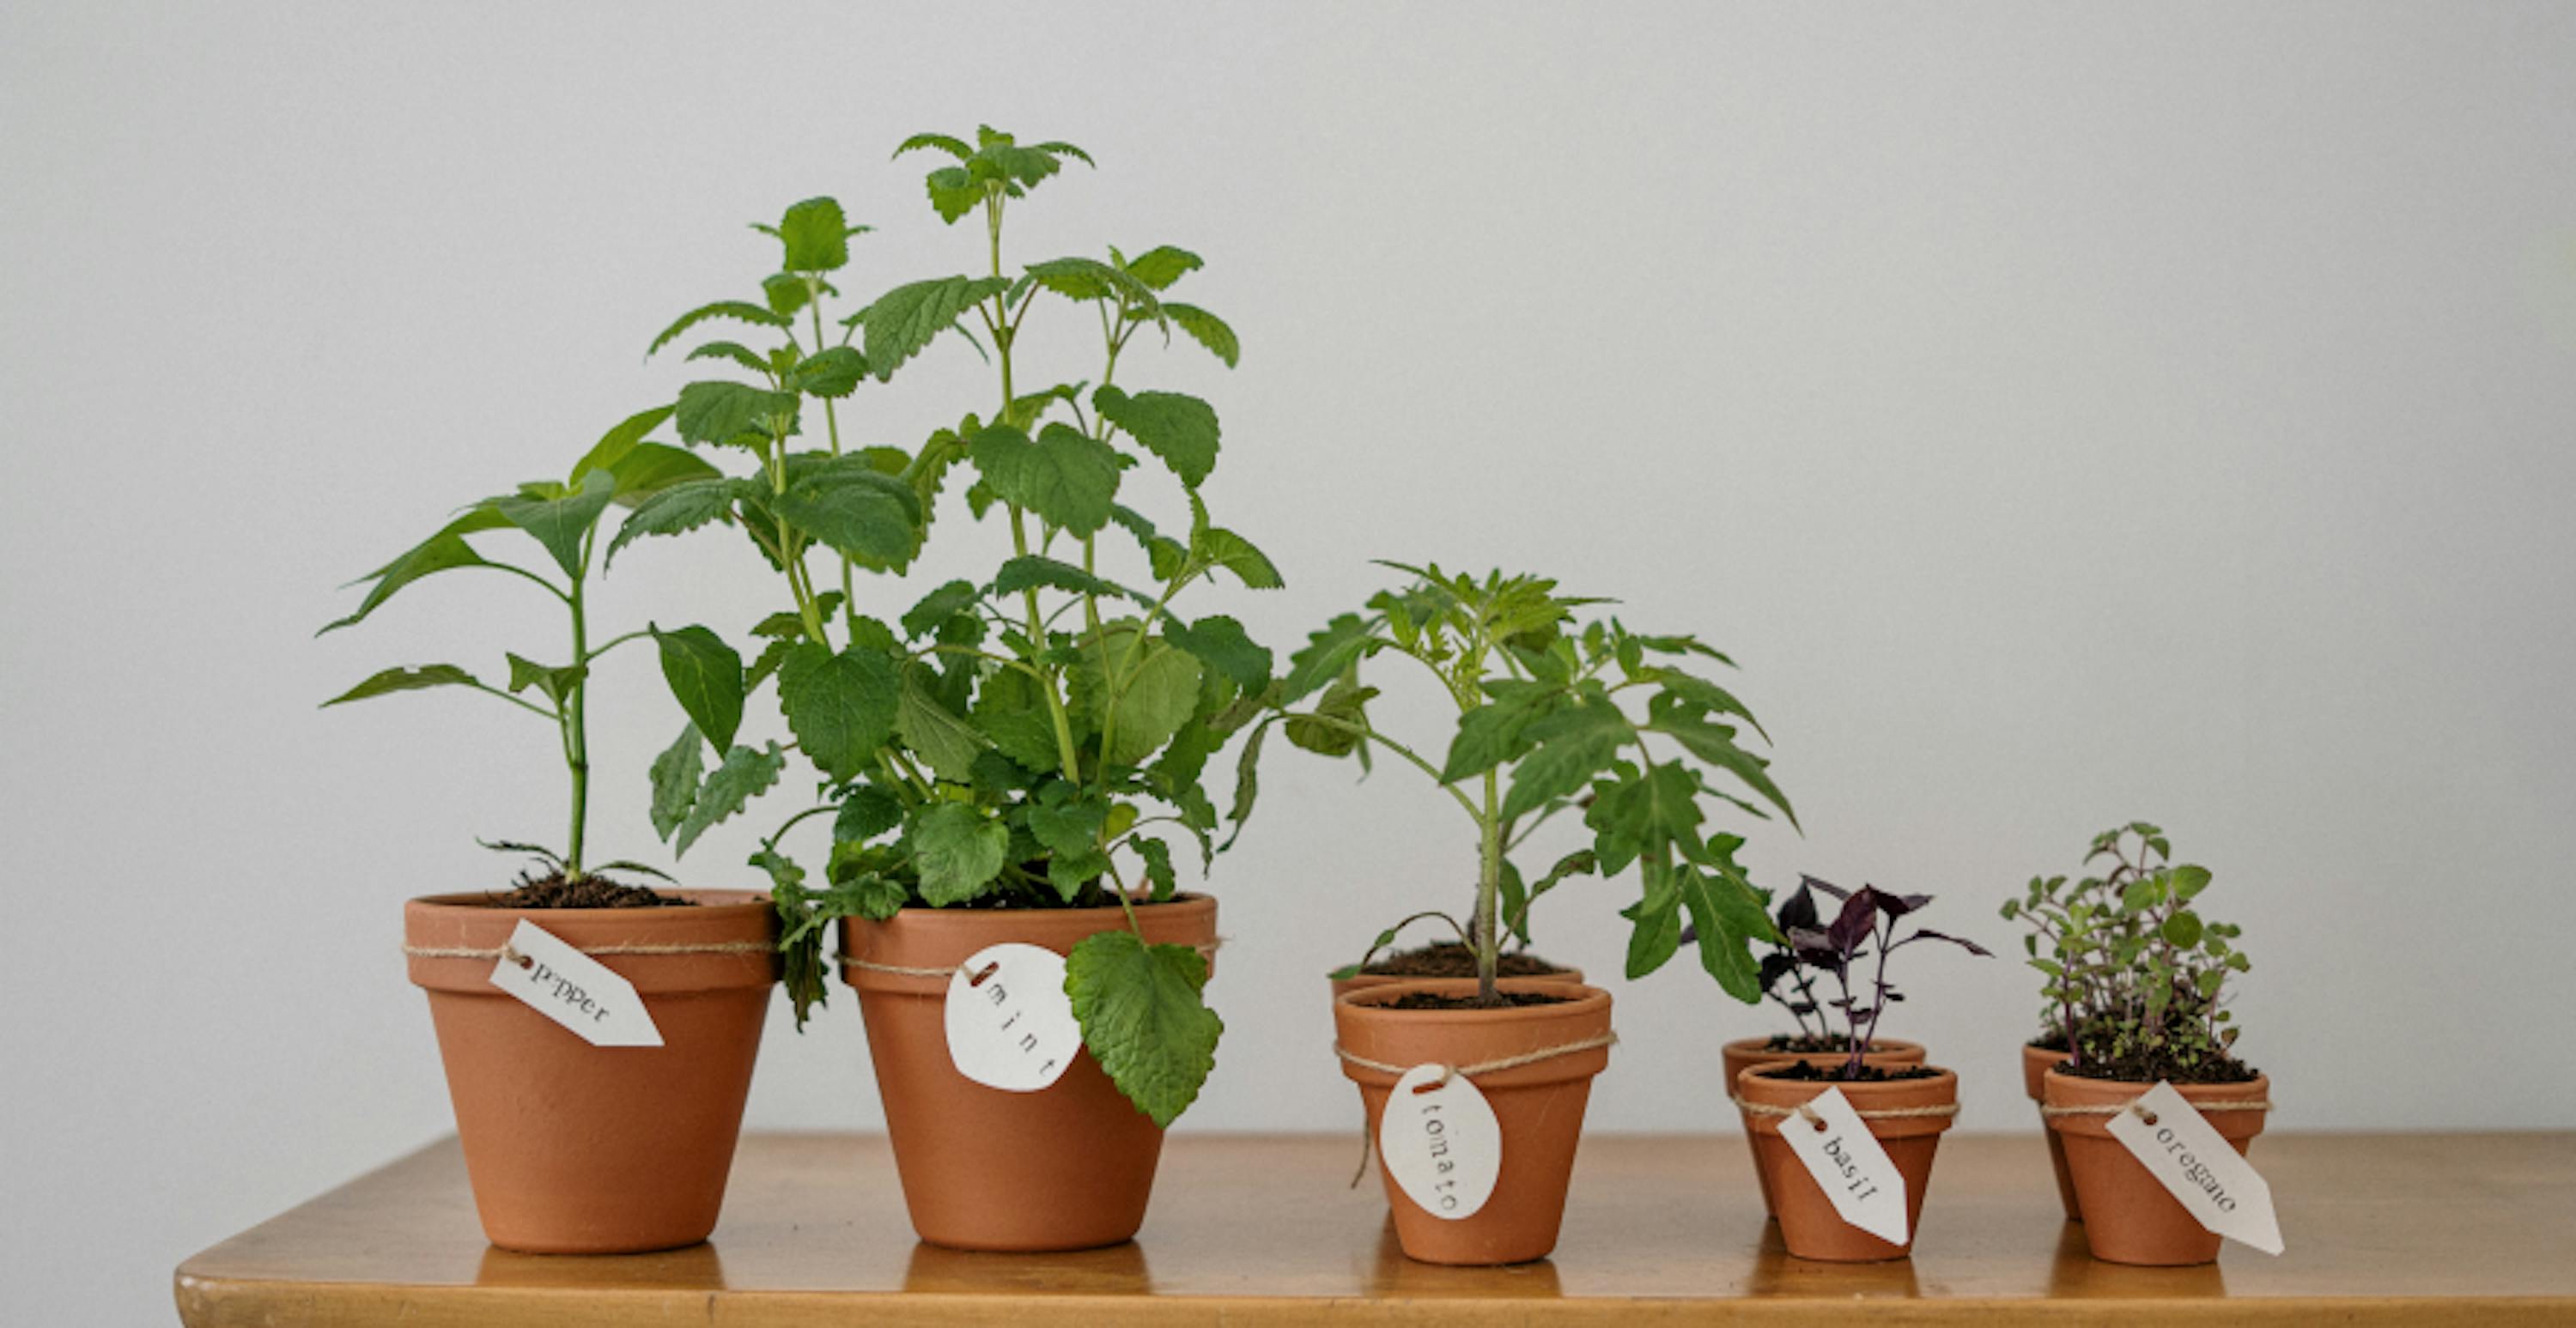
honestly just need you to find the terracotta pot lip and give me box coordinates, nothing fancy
[1334,978,1612,1023]
[2024,1041,2074,1058]
[406,889,772,917]
[1737,1064,1959,1098]
[1722,1034,1924,1055]
[868,891,1215,924]
[2041,1066,2271,1099]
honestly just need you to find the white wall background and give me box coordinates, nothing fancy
[7,1,2575,1321]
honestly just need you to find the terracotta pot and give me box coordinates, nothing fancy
[840,894,1218,1252]
[1334,978,1613,1265]
[2044,1068,2271,1266]
[1721,1036,1925,1218]
[1329,964,1585,1002]
[1735,1064,1958,1262]
[2022,1042,2081,1222]
[404,890,779,1254]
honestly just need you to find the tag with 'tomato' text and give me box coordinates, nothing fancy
[1379,1064,1501,1221]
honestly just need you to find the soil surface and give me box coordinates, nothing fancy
[1383,989,1578,1011]
[1362,942,1571,979]
[1762,1033,1859,1053]
[2029,1029,2073,1052]
[1755,1060,1942,1082]
[2059,1046,2260,1085]
[488,870,691,909]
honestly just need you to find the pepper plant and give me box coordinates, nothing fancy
[2001,822,2251,1078]
[1780,877,1989,1077]
[608,127,1269,1127]
[320,417,721,883]
[1253,565,1796,1004]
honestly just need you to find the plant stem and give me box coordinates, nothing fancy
[1476,768,1502,1003]
[564,533,593,879]
[809,289,858,634]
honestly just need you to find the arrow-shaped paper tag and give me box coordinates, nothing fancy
[1777,1087,1911,1246]
[2103,1081,2283,1255]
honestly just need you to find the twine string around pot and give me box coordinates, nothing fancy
[403,940,775,962]
[835,937,1226,980]
[1730,1095,1962,1131]
[1335,1031,1621,1187]
[2040,1097,2273,1123]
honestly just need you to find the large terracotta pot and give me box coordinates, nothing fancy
[2044,1069,2271,1266]
[1722,1036,1925,1217]
[404,890,778,1253]
[2021,1042,2081,1221]
[840,894,1217,1252]
[1334,978,1614,1265]
[1735,1064,1958,1262]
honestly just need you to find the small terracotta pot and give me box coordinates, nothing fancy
[840,894,1217,1252]
[1721,1036,1925,1218]
[1329,964,1585,1002]
[1334,978,1613,1266]
[2044,1069,2271,1266]
[1735,1064,1958,1262]
[404,890,779,1254]
[2022,1042,2081,1221]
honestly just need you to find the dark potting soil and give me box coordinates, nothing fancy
[1755,1060,1942,1083]
[1763,1033,1858,1053]
[1362,942,1571,979]
[2030,1029,2074,1052]
[2059,1046,2260,1085]
[488,870,692,909]
[1382,990,1578,1011]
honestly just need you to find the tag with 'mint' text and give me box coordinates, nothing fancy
[944,943,1082,1093]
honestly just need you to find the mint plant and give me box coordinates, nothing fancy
[1779,878,1989,1078]
[1254,565,1795,1005]
[2002,823,2252,1081]
[321,417,722,887]
[608,128,1268,1127]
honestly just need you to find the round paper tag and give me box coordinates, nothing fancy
[1377,1063,1502,1221]
[943,943,1082,1093]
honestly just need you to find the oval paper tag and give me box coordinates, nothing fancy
[944,943,1082,1093]
[1379,1064,1502,1221]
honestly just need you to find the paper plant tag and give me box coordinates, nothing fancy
[1777,1087,1911,1245]
[1378,1064,1503,1221]
[486,920,663,1048]
[2105,1081,2284,1254]
[945,943,1082,1093]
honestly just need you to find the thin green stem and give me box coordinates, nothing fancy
[463,561,574,603]
[582,629,652,663]
[1279,713,1482,822]
[1476,768,1502,1002]
[564,531,595,879]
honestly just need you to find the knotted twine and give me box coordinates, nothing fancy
[2040,1097,2272,1120]
[403,940,773,961]
[1729,1095,1962,1130]
[1334,1031,1621,1186]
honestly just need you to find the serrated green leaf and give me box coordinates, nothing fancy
[1132,836,1177,901]
[791,346,867,398]
[1162,615,1270,692]
[1106,504,1189,581]
[1441,683,1554,783]
[1504,698,1631,822]
[1194,526,1282,590]
[862,275,1012,380]
[1122,246,1202,291]
[896,666,988,781]
[491,470,616,579]
[772,461,921,569]
[968,422,1122,537]
[1024,255,1158,308]
[606,477,742,565]
[778,642,901,783]
[675,743,786,856]
[835,786,904,844]
[569,405,679,488]
[1621,858,1686,980]
[1676,861,1766,999]
[1027,788,1109,860]
[1645,711,1796,829]
[648,300,789,357]
[778,197,853,273]
[653,625,744,752]
[992,555,1141,603]
[321,664,487,707]
[648,723,703,840]
[973,666,1064,774]
[1072,623,1202,767]
[1280,613,1381,704]
[1092,386,1218,488]
[675,380,797,447]
[503,652,585,706]
[319,509,511,634]
[895,131,973,161]
[1162,302,1239,367]
[1224,718,1272,850]
[688,340,772,374]
[907,803,1008,905]
[1066,930,1222,1128]
[923,166,982,224]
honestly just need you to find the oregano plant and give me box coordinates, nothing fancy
[610,127,1271,1128]
[1252,565,1796,1004]
[321,415,723,886]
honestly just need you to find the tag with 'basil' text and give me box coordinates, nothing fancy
[1379,1064,1502,1221]
[486,919,663,1048]
[1777,1087,1911,1245]
[2104,1081,2284,1254]
[945,943,1083,1093]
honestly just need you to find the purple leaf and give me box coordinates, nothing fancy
[1909,927,1993,957]
[1777,882,1820,932]
[1801,875,1850,902]
[1827,889,1877,953]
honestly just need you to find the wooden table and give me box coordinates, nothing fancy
[175,1131,2576,1325]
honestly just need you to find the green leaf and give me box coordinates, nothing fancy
[1072,623,1203,766]
[862,275,1012,381]
[778,197,854,273]
[1193,526,1282,590]
[1132,836,1178,901]
[319,508,512,634]
[1024,256,1158,308]
[1285,676,1377,758]
[1162,302,1239,367]
[321,664,486,707]
[896,667,988,781]
[790,346,868,398]
[686,340,772,374]
[835,786,904,843]
[606,476,742,565]
[894,131,973,161]
[778,642,902,783]
[674,380,797,450]
[504,652,585,706]
[1621,858,1686,980]
[1646,712,1796,829]
[674,743,786,856]
[993,555,1140,603]
[922,166,983,224]
[1163,615,1271,692]
[1676,861,1767,1000]
[648,300,789,357]
[1066,930,1222,1128]
[1504,698,1631,822]
[907,803,1009,905]
[653,625,745,751]
[489,470,617,580]
[1106,504,1189,580]
[902,579,981,639]
[601,442,720,506]
[772,461,921,568]
[1440,683,1554,783]
[762,272,814,318]
[1122,246,1203,291]
[968,422,1122,537]
[973,666,1064,774]
[2162,911,2205,948]
[1280,613,1382,704]
[648,724,703,840]
[569,405,679,488]
[1092,386,1218,488]
[1027,787,1109,861]
[1224,718,1272,850]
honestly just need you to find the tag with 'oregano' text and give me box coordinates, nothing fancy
[945,943,1083,1093]
[1777,1087,1911,1245]
[2105,1081,2284,1254]
[486,919,663,1048]
[1379,1064,1502,1221]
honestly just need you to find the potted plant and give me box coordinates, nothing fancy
[609,128,1271,1252]
[1731,881,1986,1262]
[1722,877,1928,1219]
[2011,825,2268,1265]
[323,424,781,1254]
[1249,565,1795,1265]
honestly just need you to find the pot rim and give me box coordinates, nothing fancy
[407,888,773,916]
[1334,978,1614,1090]
[837,893,1218,993]
[404,890,779,994]
[1734,1064,1960,1139]
[1721,1034,1925,1055]
[1334,976,1611,1020]
[2039,1067,2272,1140]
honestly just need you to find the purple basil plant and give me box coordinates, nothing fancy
[1786,876,1992,1078]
